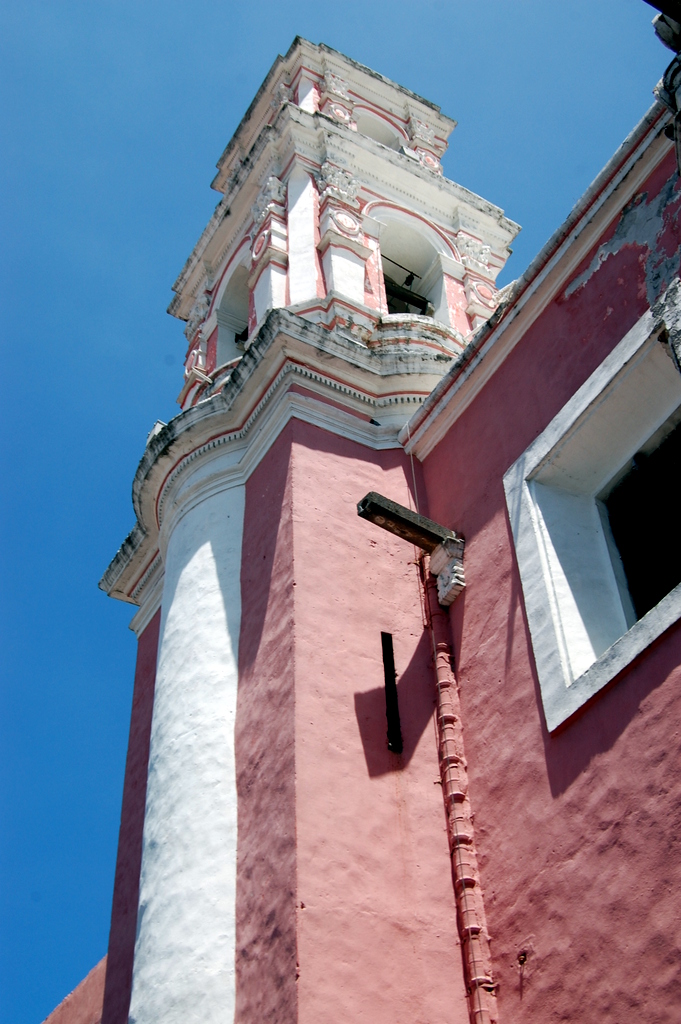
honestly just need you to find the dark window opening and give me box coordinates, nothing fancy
[383,275,431,316]
[603,416,681,620]
[235,325,248,349]
[381,632,403,754]
[381,255,432,316]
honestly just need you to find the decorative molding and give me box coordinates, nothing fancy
[370,313,465,354]
[414,148,442,174]
[102,303,457,603]
[146,420,167,445]
[316,161,360,207]
[156,387,411,548]
[128,564,164,637]
[172,38,503,320]
[173,103,515,324]
[317,229,372,262]
[470,281,497,308]
[319,70,355,127]
[130,550,163,602]
[251,176,286,229]
[429,537,466,606]
[323,70,351,102]
[156,359,429,526]
[270,80,291,112]
[465,278,499,321]
[330,208,361,236]
[251,227,270,261]
[184,291,211,341]
[247,245,288,290]
[327,103,356,128]
[457,234,491,270]
[210,224,254,298]
[408,115,436,149]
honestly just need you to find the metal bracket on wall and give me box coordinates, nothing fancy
[357,492,465,605]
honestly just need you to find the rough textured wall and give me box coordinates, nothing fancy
[236,427,298,1024]
[101,611,160,1024]
[44,957,107,1024]
[421,152,681,1022]
[129,485,244,1024]
[289,421,469,1024]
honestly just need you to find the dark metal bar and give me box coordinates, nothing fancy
[384,277,430,314]
[381,632,403,754]
[381,255,422,279]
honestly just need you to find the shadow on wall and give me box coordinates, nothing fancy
[237,437,292,674]
[540,621,681,797]
[234,429,297,1024]
[354,630,435,777]
[499,510,681,796]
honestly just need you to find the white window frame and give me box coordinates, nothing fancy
[504,298,681,732]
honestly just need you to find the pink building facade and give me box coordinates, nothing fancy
[46,36,681,1024]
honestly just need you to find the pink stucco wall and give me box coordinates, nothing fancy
[101,611,160,1024]
[237,420,470,1024]
[235,429,298,1023]
[420,152,681,1020]
[42,957,106,1024]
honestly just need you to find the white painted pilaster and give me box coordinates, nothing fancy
[319,239,366,304]
[287,165,320,305]
[128,483,245,1024]
[296,74,318,112]
[253,263,287,324]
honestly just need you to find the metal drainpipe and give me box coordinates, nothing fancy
[422,558,498,1024]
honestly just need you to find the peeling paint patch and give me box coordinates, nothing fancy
[564,177,681,305]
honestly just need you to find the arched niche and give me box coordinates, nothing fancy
[374,213,453,324]
[216,265,249,366]
[354,110,404,151]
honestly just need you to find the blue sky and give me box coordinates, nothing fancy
[0,2,669,1021]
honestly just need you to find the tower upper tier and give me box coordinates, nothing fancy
[100,40,521,609]
[169,38,520,410]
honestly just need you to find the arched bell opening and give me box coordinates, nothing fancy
[354,110,404,151]
[216,265,249,366]
[377,218,445,321]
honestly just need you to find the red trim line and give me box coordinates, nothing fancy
[127,550,162,601]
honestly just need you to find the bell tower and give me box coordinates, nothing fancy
[100,38,519,1024]
[172,38,516,413]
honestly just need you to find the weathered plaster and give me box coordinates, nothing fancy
[235,431,297,1024]
[128,486,244,1024]
[565,172,681,305]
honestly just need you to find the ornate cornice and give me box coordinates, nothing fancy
[100,307,455,606]
[155,358,428,527]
